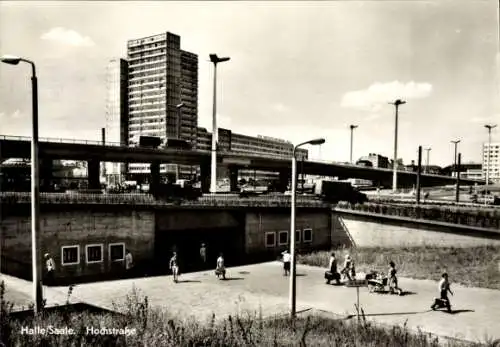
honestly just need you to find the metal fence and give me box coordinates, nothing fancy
[0,192,330,209]
[336,201,500,229]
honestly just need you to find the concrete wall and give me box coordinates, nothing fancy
[1,210,155,281]
[331,215,355,248]
[245,210,331,258]
[341,216,500,248]
[156,210,240,231]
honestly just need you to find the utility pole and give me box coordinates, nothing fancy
[450,140,460,177]
[389,99,406,192]
[416,146,422,204]
[455,153,461,203]
[484,124,497,199]
[424,147,432,174]
[349,125,358,164]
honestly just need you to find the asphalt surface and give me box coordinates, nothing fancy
[2,262,499,343]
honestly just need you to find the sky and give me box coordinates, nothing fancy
[0,0,499,167]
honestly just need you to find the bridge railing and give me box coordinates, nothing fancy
[0,135,124,147]
[336,201,500,229]
[0,192,330,208]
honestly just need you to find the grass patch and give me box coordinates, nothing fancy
[298,245,500,289]
[0,282,495,346]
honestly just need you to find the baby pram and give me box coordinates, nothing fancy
[366,271,402,295]
[324,271,341,284]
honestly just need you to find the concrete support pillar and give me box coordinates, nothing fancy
[87,159,101,190]
[278,169,290,193]
[40,159,54,191]
[200,160,210,193]
[229,166,239,192]
[150,161,161,197]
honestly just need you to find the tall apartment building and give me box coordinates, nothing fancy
[126,32,198,176]
[104,58,129,185]
[483,142,500,183]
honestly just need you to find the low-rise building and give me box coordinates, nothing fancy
[197,127,308,181]
[357,153,389,169]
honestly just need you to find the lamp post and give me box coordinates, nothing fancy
[290,137,326,318]
[349,125,358,164]
[450,140,460,177]
[424,147,432,174]
[209,54,230,194]
[1,55,43,313]
[389,99,406,192]
[175,102,184,180]
[484,124,497,199]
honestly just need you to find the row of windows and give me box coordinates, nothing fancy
[265,229,313,248]
[61,243,125,266]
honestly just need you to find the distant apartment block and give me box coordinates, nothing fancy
[483,142,500,183]
[197,127,308,180]
[104,58,129,185]
[357,153,389,168]
[126,32,198,176]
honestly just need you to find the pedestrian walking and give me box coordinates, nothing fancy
[341,254,353,282]
[44,253,55,285]
[388,261,402,295]
[431,272,454,312]
[326,252,341,284]
[215,253,226,279]
[200,243,207,265]
[125,249,134,277]
[169,252,179,283]
[282,250,291,276]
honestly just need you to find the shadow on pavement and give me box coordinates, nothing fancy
[223,277,244,281]
[367,290,418,296]
[296,274,307,277]
[176,280,202,283]
[449,309,475,315]
[346,310,430,318]
[238,271,250,275]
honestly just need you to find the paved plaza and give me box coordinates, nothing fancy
[2,262,500,343]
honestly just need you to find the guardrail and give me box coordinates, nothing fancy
[336,201,500,229]
[0,134,124,147]
[370,196,500,209]
[0,192,330,208]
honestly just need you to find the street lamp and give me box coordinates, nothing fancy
[450,140,460,177]
[175,102,184,181]
[209,54,230,194]
[424,147,432,174]
[1,55,43,313]
[389,99,406,192]
[349,125,358,164]
[290,137,325,318]
[484,124,497,197]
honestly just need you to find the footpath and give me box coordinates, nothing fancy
[2,262,499,344]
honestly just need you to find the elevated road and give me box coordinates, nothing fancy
[0,135,484,187]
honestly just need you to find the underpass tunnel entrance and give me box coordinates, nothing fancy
[154,227,245,274]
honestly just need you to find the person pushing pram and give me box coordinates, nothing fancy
[340,254,356,283]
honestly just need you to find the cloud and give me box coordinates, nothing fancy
[271,103,289,113]
[364,113,380,121]
[469,115,498,124]
[40,27,95,47]
[341,81,433,112]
